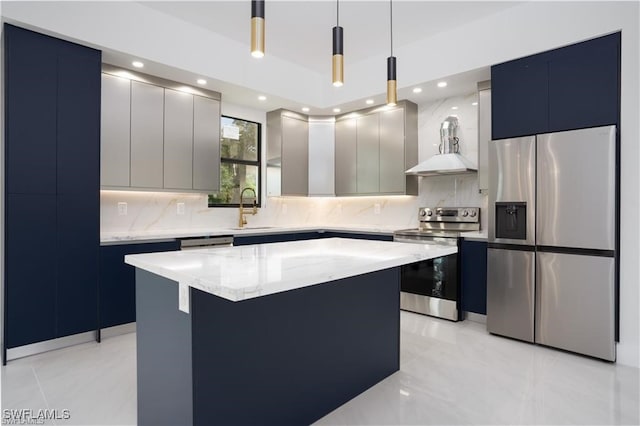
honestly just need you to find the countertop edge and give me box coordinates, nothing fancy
[125,238,457,302]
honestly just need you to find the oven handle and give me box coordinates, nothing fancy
[393,236,458,246]
[393,236,422,244]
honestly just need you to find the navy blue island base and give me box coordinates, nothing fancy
[135,267,400,426]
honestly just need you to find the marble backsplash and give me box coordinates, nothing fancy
[101,177,487,234]
[101,92,488,235]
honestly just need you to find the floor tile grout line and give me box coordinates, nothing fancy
[31,365,56,425]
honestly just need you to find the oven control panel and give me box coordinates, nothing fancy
[419,207,480,223]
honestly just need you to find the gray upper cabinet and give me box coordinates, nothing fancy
[356,113,380,194]
[334,118,357,195]
[130,80,164,188]
[335,100,418,196]
[101,74,131,187]
[379,108,405,194]
[266,110,309,196]
[281,116,309,196]
[193,96,221,192]
[164,89,194,190]
[100,68,221,193]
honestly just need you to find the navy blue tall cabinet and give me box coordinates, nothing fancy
[4,24,101,358]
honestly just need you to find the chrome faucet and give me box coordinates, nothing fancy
[238,187,258,228]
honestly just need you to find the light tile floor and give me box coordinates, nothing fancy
[2,312,639,425]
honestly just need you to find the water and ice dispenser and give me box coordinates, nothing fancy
[494,202,527,240]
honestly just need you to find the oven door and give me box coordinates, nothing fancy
[400,253,458,300]
[394,236,460,321]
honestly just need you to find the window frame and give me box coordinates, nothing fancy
[208,115,262,208]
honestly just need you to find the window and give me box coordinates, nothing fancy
[208,116,261,207]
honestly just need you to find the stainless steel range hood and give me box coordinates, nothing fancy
[405,115,477,176]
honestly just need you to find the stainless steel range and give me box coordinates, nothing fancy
[394,207,480,321]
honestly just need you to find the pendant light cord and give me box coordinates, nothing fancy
[390,0,393,56]
[337,0,340,26]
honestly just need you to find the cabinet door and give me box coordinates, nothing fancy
[335,118,357,195]
[5,194,57,348]
[193,96,221,192]
[356,113,379,194]
[164,89,194,190]
[491,57,549,139]
[461,240,487,315]
[548,33,619,132]
[99,241,179,328]
[57,42,101,195]
[56,195,99,337]
[281,116,309,195]
[5,25,57,195]
[101,74,131,187]
[131,81,164,188]
[379,108,405,194]
[477,88,491,191]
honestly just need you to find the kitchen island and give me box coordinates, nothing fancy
[125,238,456,426]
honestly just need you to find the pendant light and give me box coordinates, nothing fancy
[332,0,344,87]
[251,0,265,58]
[386,0,397,106]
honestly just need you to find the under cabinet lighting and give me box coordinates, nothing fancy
[437,81,447,88]
[366,99,374,105]
[197,79,207,85]
[472,102,478,106]
[258,95,267,101]
[451,106,458,110]
[412,87,422,93]
[333,108,341,113]
[132,61,144,68]
[302,107,310,112]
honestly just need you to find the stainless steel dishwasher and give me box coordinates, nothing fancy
[179,236,234,250]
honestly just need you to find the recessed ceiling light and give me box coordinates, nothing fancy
[437,81,447,88]
[472,102,478,106]
[451,106,458,110]
[132,61,144,68]
[366,99,374,105]
[197,79,207,85]
[412,87,423,93]
[258,95,267,101]
[333,108,341,113]
[302,107,310,112]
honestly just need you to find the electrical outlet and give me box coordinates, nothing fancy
[282,203,288,214]
[117,202,127,216]
[177,202,186,215]
[374,203,381,215]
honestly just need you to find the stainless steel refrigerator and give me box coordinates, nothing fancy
[487,125,616,361]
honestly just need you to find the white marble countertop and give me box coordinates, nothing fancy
[125,237,457,302]
[461,231,488,241]
[101,224,405,244]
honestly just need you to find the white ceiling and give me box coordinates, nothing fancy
[104,1,520,113]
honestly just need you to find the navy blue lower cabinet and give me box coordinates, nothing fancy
[5,194,58,349]
[461,240,488,315]
[56,195,99,337]
[322,231,393,241]
[99,241,180,329]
